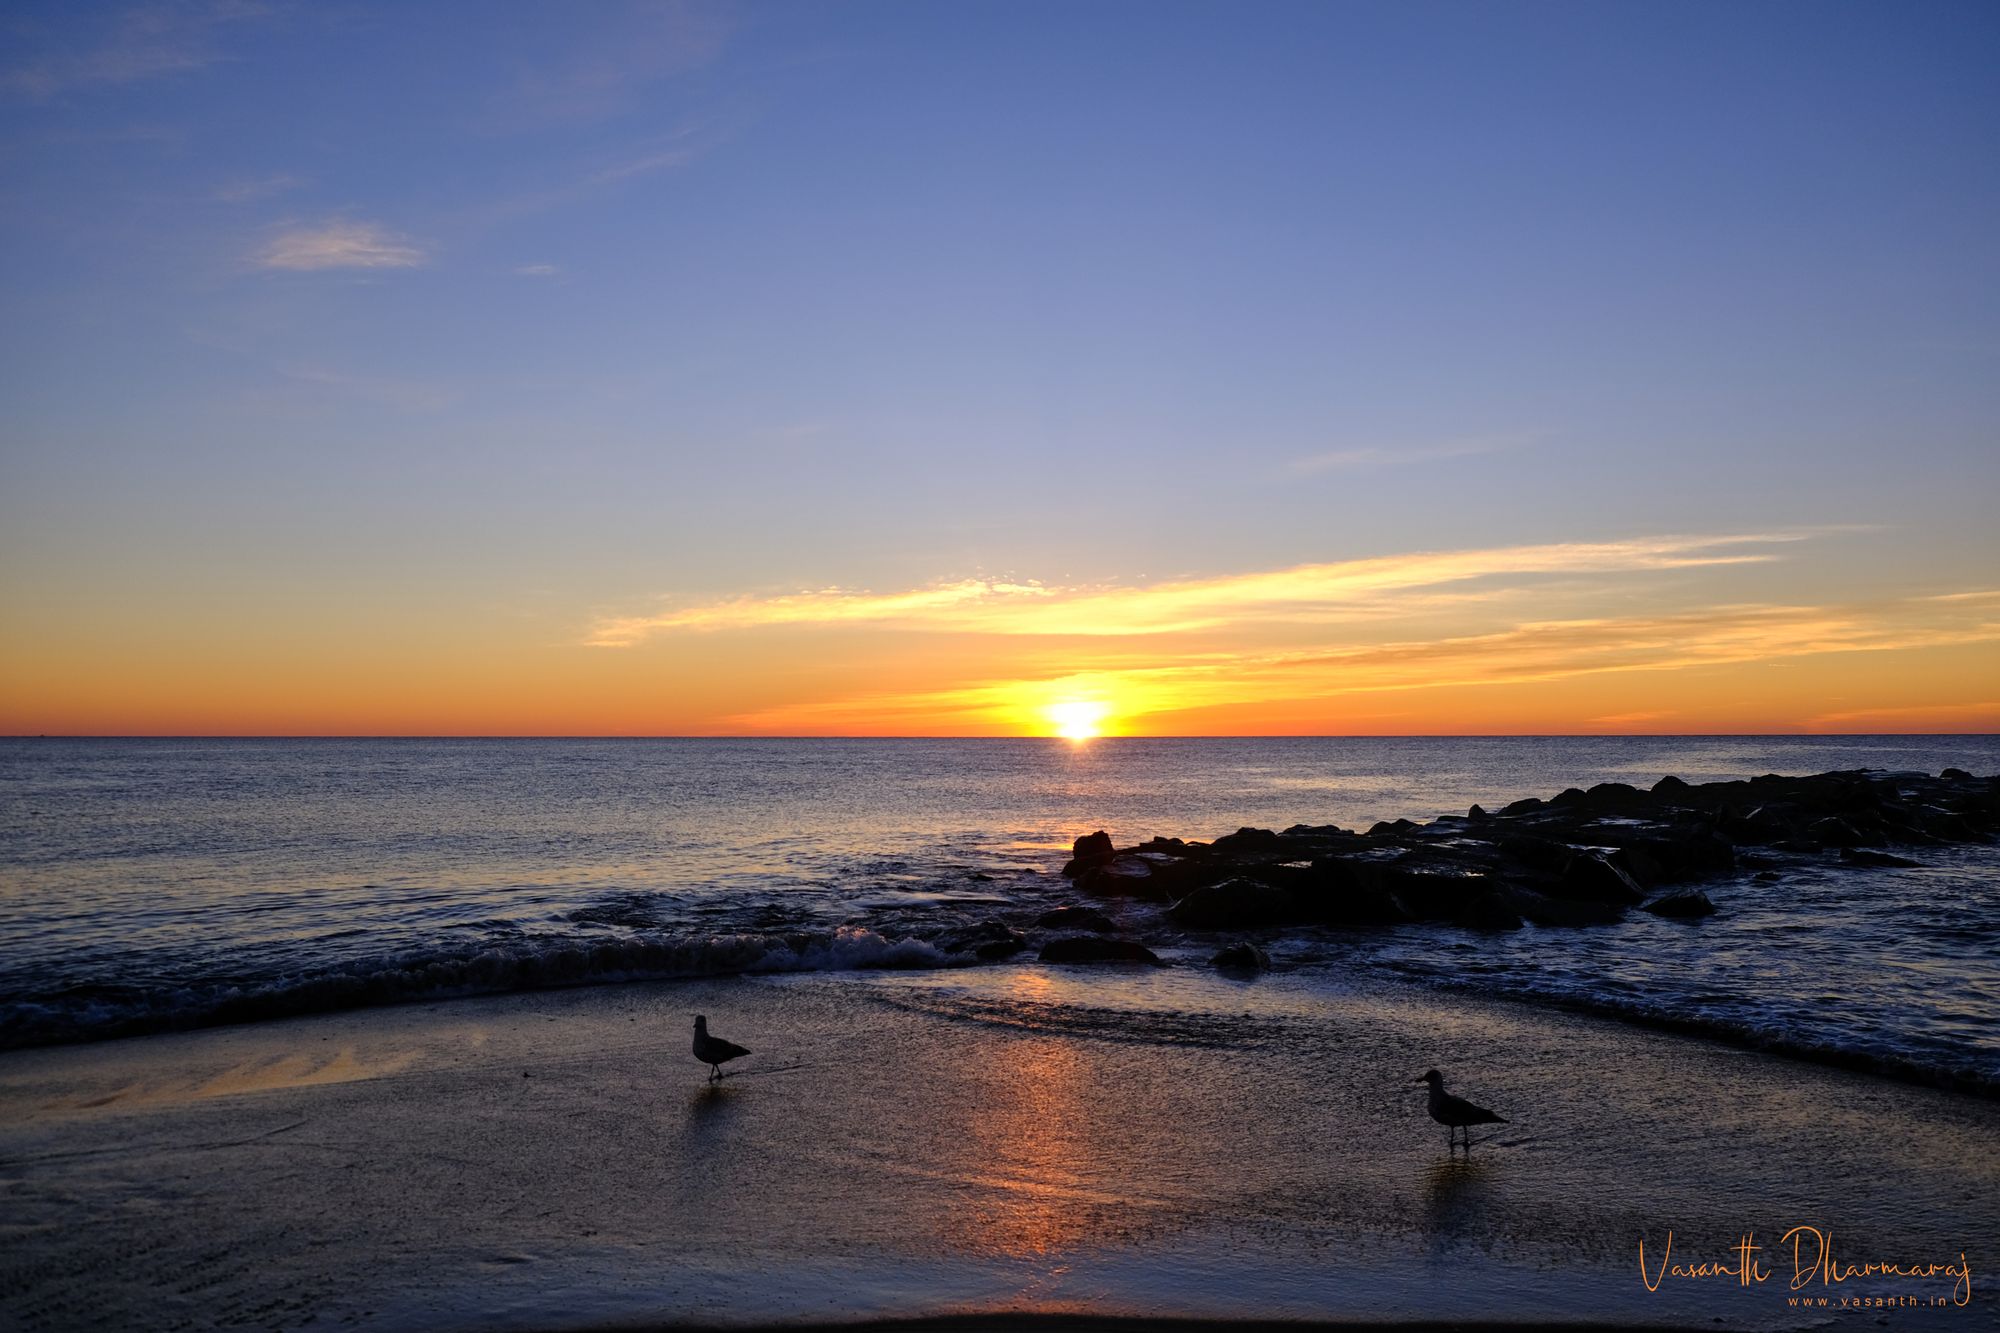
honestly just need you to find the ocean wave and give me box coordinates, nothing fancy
[0,925,968,1051]
[1377,960,2000,1099]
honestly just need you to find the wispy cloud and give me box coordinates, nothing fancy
[586,532,1810,647]
[1586,710,1678,728]
[513,263,561,277]
[1803,701,2000,731]
[587,138,699,184]
[719,595,2000,733]
[498,0,730,126]
[215,172,303,204]
[1287,433,1533,476]
[3,1,269,100]
[473,123,717,223]
[254,220,427,271]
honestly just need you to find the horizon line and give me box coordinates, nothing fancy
[5,732,1997,742]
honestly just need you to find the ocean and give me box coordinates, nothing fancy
[3,735,1997,1093]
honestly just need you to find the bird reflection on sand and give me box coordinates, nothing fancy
[1422,1154,1497,1250]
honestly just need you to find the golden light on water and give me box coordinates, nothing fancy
[1047,700,1109,741]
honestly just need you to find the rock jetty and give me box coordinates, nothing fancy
[1056,768,1997,933]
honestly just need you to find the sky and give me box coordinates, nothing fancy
[1,0,1997,736]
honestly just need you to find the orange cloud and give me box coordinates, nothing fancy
[716,594,2000,735]
[588,531,1812,646]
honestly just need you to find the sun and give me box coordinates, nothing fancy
[1047,699,1109,741]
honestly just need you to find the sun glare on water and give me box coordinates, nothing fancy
[1047,700,1109,741]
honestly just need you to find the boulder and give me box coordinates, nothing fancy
[1075,854,1158,898]
[1643,890,1716,919]
[1169,876,1297,928]
[1210,942,1272,970]
[1585,781,1647,808]
[1806,817,1865,848]
[937,920,1029,960]
[1453,891,1524,931]
[1496,834,1574,874]
[1208,826,1286,857]
[1384,863,1496,920]
[1554,852,1646,906]
[1034,905,1117,932]
[1061,830,1116,876]
[1039,936,1163,966]
[1838,847,1923,869]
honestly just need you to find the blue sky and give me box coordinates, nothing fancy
[3,1,1997,733]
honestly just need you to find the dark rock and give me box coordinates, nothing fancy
[1916,809,1981,841]
[1368,818,1419,837]
[1385,863,1496,919]
[1555,852,1646,906]
[1499,797,1544,816]
[1806,817,1865,848]
[1210,942,1272,970]
[1454,891,1524,931]
[1753,870,1782,883]
[1839,847,1923,869]
[1941,767,1972,781]
[1625,830,1735,880]
[1133,836,1198,857]
[1721,804,1794,843]
[1606,843,1667,888]
[1643,890,1716,919]
[1585,781,1647,808]
[1299,856,1414,926]
[1496,834,1573,874]
[1169,876,1296,928]
[1652,775,1692,798]
[1034,905,1117,932]
[1209,826,1285,857]
[1467,804,1488,820]
[937,920,1029,960]
[1074,853,1192,900]
[1039,936,1163,966]
[1061,829,1116,876]
[1550,787,1589,808]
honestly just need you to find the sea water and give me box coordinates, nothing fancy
[3,735,1996,1089]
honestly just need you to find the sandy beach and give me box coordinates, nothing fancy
[2,963,1989,1330]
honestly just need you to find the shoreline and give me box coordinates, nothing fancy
[576,1312,1720,1320]
[3,767,1993,1111]
[2,965,1992,1330]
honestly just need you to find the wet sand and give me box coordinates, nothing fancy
[0,965,1991,1330]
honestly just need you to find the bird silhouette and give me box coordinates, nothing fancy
[1416,1069,1506,1151]
[693,1015,751,1082]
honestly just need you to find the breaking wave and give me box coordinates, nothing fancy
[0,925,965,1050]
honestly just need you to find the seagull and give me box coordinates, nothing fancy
[692,1015,751,1082]
[1416,1069,1506,1151]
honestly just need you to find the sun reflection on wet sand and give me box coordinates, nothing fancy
[952,1035,1117,1258]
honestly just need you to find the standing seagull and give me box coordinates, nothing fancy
[1416,1069,1506,1151]
[692,1015,751,1082]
